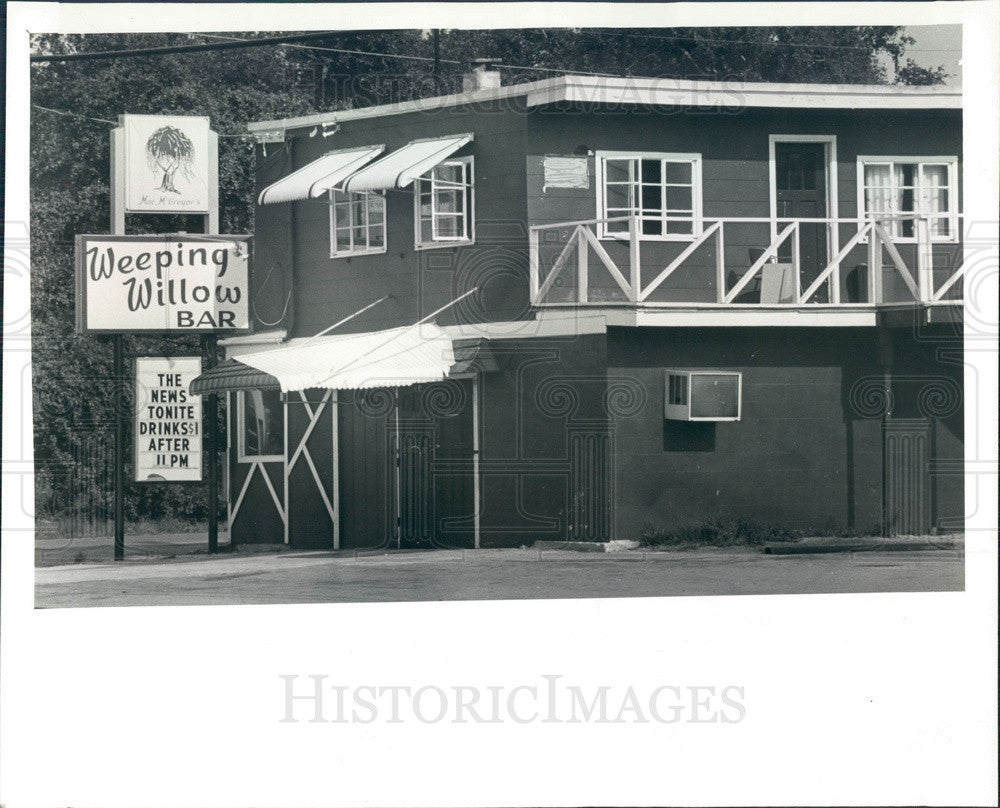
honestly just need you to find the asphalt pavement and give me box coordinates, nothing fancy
[35,544,964,608]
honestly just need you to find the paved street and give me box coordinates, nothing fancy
[35,545,963,608]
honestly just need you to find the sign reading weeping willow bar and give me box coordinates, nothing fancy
[121,114,212,213]
[76,234,250,333]
[134,356,203,482]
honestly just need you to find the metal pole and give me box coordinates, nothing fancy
[204,335,219,553]
[113,334,125,561]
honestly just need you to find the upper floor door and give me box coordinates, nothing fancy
[774,140,830,298]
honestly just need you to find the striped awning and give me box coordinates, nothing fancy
[257,144,385,205]
[189,358,280,395]
[341,133,473,192]
[450,339,499,375]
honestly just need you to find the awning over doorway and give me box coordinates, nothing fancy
[189,358,280,395]
[190,324,457,395]
[341,133,473,192]
[257,144,385,205]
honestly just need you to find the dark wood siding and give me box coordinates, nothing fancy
[286,391,336,549]
[337,389,395,549]
[476,333,612,546]
[526,107,963,303]
[252,146,295,332]
[258,101,530,339]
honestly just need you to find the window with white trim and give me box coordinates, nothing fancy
[238,390,284,461]
[857,157,958,241]
[415,157,474,248]
[596,152,703,240]
[329,189,386,257]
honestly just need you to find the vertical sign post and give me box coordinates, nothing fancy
[111,125,126,561]
[204,335,219,553]
[98,114,231,559]
[205,124,220,552]
[113,335,125,561]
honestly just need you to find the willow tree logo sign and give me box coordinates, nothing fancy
[122,114,211,213]
[76,234,250,332]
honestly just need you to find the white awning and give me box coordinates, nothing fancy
[341,133,473,192]
[257,144,385,205]
[236,324,455,393]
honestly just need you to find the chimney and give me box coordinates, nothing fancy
[463,58,502,93]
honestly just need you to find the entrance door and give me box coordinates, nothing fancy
[883,418,932,535]
[393,379,476,549]
[774,141,829,300]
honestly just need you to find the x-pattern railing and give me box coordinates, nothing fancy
[529,214,966,308]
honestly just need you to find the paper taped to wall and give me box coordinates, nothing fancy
[543,156,589,191]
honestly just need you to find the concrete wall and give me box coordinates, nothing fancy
[605,324,963,538]
[608,327,881,537]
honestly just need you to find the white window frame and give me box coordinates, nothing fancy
[664,370,742,422]
[236,390,285,463]
[856,155,959,243]
[329,189,387,258]
[414,156,475,250]
[595,151,703,241]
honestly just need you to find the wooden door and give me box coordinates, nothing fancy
[775,141,829,300]
[395,380,475,549]
[883,418,932,535]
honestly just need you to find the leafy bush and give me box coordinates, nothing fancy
[639,517,803,548]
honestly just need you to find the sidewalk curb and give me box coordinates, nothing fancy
[764,538,962,555]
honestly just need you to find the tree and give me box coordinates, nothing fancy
[146,126,195,193]
[30,32,321,527]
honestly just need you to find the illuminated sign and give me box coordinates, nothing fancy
[122,114,212,213]
[75,234,250,333]
[134,356,203,482]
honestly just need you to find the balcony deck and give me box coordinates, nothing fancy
[529,214,965,326]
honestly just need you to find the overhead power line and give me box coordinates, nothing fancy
[192,32,462,65]
[32,103,252,138]
[195,33,624,78]
[30,31,348,63]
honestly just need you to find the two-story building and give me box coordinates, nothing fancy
[191,69,966,549]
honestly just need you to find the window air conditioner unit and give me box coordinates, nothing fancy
[664,370,742,421]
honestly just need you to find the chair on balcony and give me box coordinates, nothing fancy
[738,248,795,304]
[726,248,764,303]
[846,265,868,303]
[760,262,796,303]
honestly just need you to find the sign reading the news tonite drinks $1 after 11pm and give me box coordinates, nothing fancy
[134,357,203,482]
[76,235,250,332]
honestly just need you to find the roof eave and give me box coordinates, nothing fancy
[246,74,961,136]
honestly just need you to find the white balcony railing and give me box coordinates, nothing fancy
[528,214,966,308]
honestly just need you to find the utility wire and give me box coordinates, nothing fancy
[30,30,345,63]
[194,33,625,78]
[33,104,118,125]
[32,103,253,137]
[194,32,461,65]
